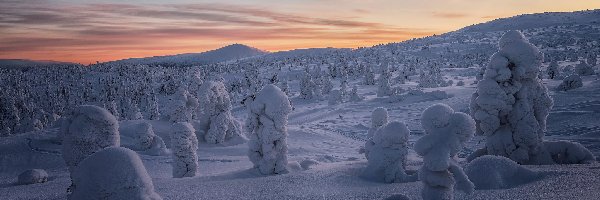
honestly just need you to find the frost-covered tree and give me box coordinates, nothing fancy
[246,85,292,175]
[129,122,168,156]
[377,66,393,97]
[575,62,595,76]
[171,122,198,178]
[147,95,160,120]
[61,105,120,174]
[167,87,198,123]
[69,147,162,200]
[328,89,343,105]
[363,107,389,159]
[546,61,559,79]
[469,30,555,165]
[196,81,244,144]
[556,74,583,91]
[363,121,416,183]
[349,85,363,102]
[415,104,475,200]
[299,69,315,100]
[364,65,376,85]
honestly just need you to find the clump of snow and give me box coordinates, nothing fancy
[18,169,48,185]
[61,105,120,175]
[575,62,595,76]
[556,74,583,91]
[299,159,319,170]
[544,141,596,164]
[363,121,416,183]
[469,30,555,165]
[246,84,292,175]
[196,80,245,144]
[465,155,541,190]
[171,122,199,178]
[415,103,475,200]
[70,147,162,200]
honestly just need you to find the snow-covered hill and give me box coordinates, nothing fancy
[105,44,268,66]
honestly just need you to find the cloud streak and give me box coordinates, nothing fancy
[0,1,437,63]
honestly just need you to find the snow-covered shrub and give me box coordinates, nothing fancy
[465,155,540,190]
[128,122,168,156]
[299,69,315,100]
[328,89,343,105]
[575,62,595,76]
[544,141,595,164]
[456,80,465,86]
[61,105,120,175]
[556,74,583,91]
[70,147,162,200]
[18,169,48,185]
[196,81,244,144]
[349,85,363,102]
[364,65,376,85]
[171,122,198,178]
[469,30,555,165]
[546,61,559,79]
[363,121,416,183]
[166,87,198,123]
[246,84,292,175]
[415,104,475,200]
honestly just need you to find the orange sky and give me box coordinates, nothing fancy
[1,0,599,64]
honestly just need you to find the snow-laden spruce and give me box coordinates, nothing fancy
[61,105,120,175]
[575,62,595,76]
[171,122,199,178]
[469,30,555,165]
[196,80,245,144]
[69,147,162,200]
[363,107,389,159]
[415,104,475,200]
[556,74,583,91]
[349,85,364,102]
[363,121,416,183]
[166,87,199,123]
[465,155,540,190]
[246,84,292,175]
[546,61,559,79]
[377,66,393,97]
[131,122,168,156]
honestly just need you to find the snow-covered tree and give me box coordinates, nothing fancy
[246,84,292,175]
[363,107,389,159]
[328,89,343,105]
[377,66,393,97]
[69,147,162,200]
[364,65,376,85]
[415,104,475,200]
[171,122,198,178]
[556,74,583,91]
[61,105,120,174]
[349,85,363,102]
[167,87,198,123]
[299,69,315,100]
[546,61,559,79]
[129,122,168,156]
[575,62,595,76]
[196,81,244,144]
[469,30,555,165]
[147,95,160,120]
[363,121,416,183]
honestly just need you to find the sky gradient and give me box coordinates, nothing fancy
[1,0,599,64]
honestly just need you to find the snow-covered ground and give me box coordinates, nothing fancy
[2,69,599,199]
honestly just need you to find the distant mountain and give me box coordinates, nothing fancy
[105,44,268,66]
[0,59,76,68]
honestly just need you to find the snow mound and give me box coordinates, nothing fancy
[544,141,596,164]
[556,74,583,91]
[466,155,541,190]
[70,147,162,200]
[300,159,319,170]
[18,169,48,185]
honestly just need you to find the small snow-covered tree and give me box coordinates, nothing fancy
[147,95,160,120]
[130,122,168,156]
[377,66,393,97]
[349,85,363,102]
[246,84,292,175]
[69,147,162,200]
[556,74,583,91]
[363,107,389,159]
[328,89,343,105]
[469,30,555,165]
[299,69,315,100]
[364,65,376,85]
[196,81,244,144]
[363,121,416,183]
[546,61,559,79]
[171,122,198,178]
[415,104,475,200]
